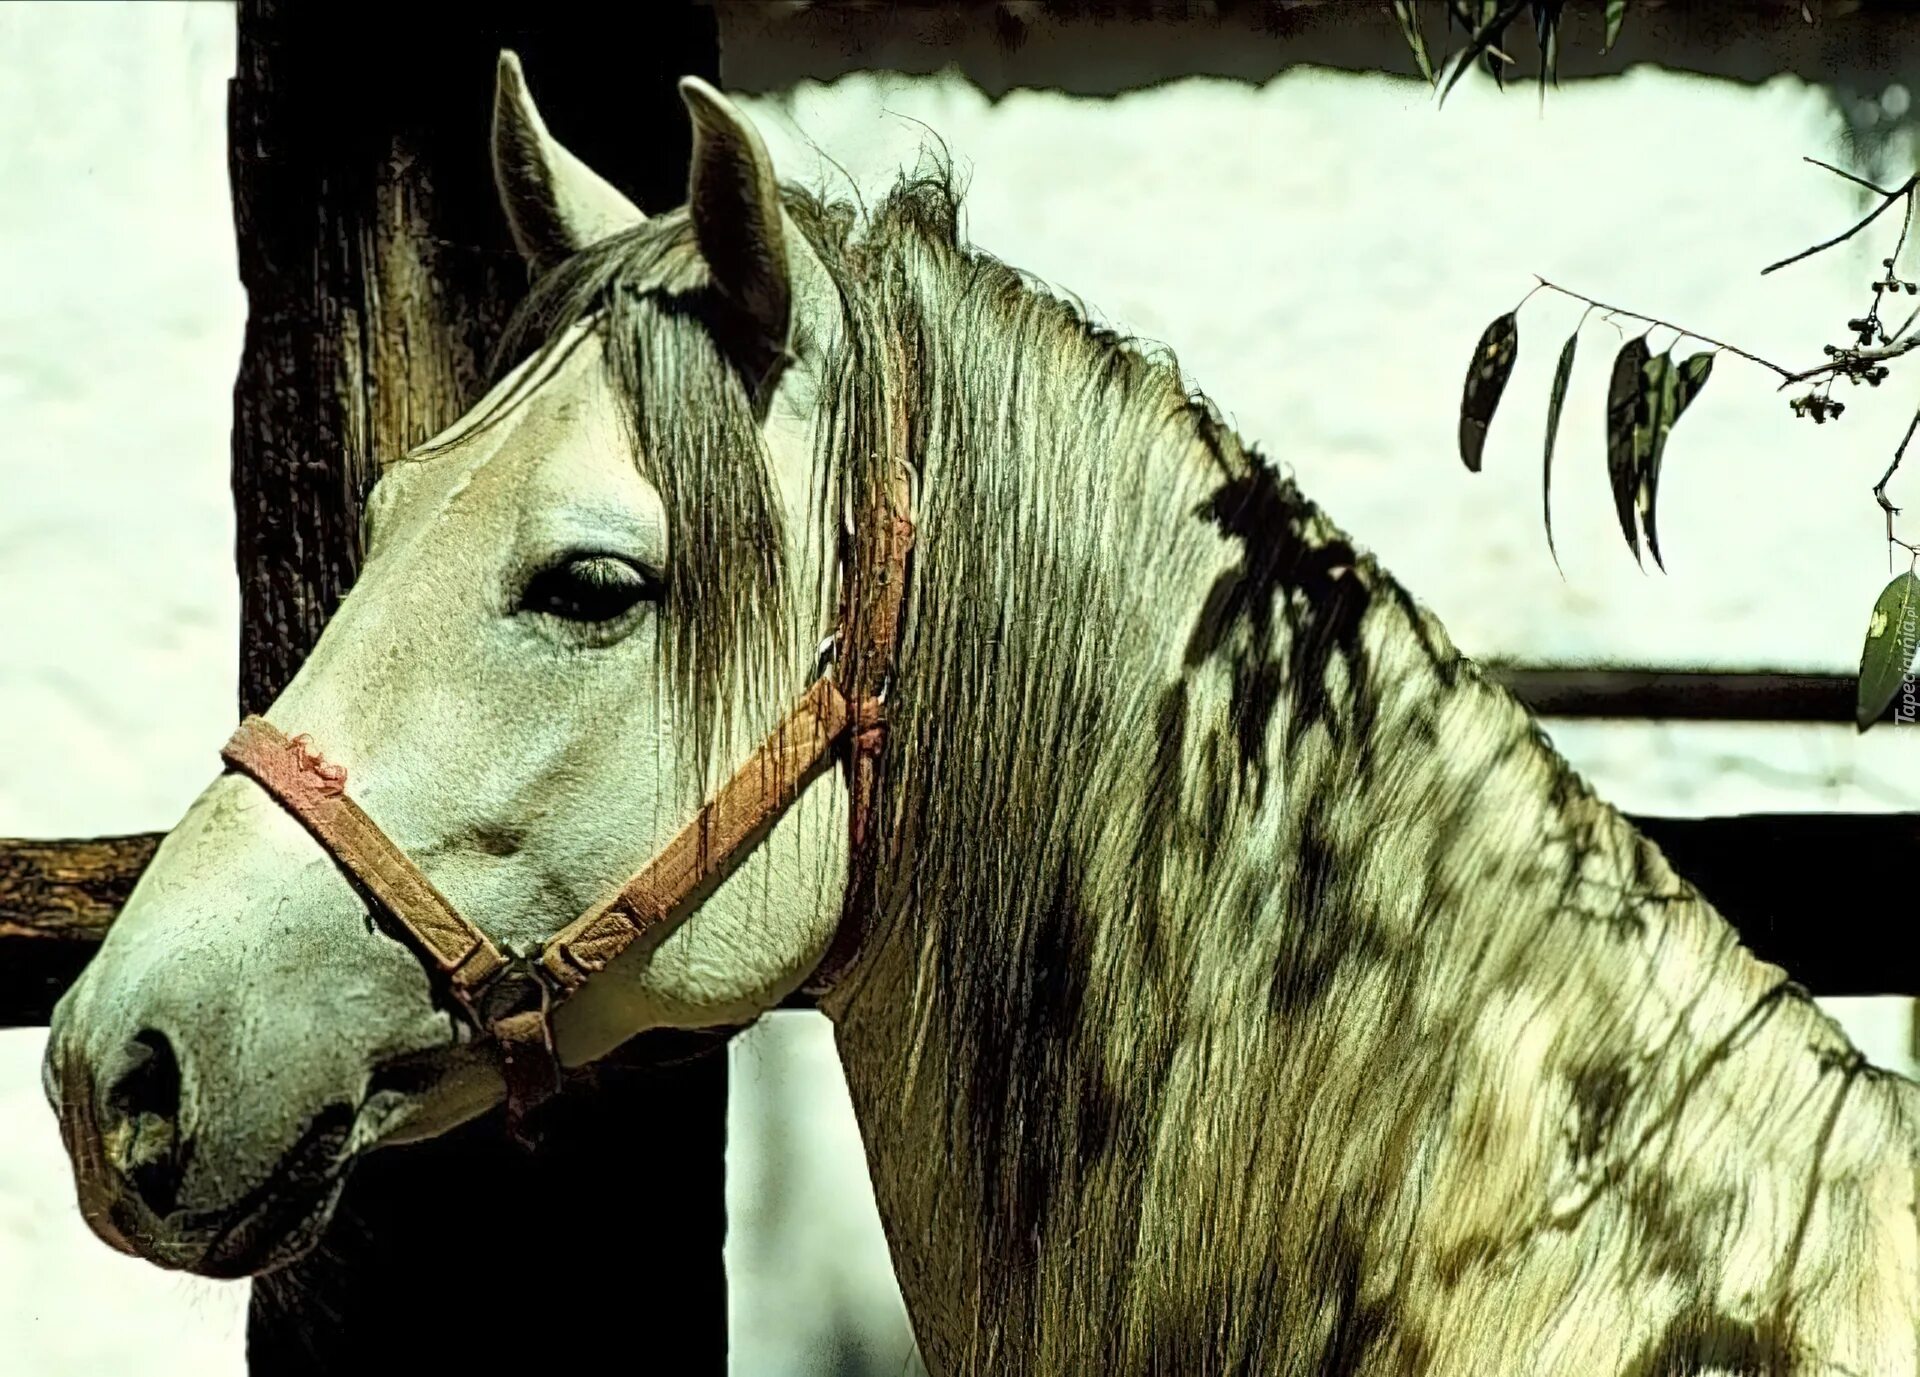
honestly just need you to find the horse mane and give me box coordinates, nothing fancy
[487,160,1918,1373]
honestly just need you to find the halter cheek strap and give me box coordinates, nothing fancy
[218,471,912,1144]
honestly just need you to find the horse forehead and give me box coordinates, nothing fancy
[398,339,646,529]
[492,382,664,549]
[487,339,631,483]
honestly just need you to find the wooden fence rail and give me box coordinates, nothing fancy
[6,664,1914,1017]
[5,802,1912,1007]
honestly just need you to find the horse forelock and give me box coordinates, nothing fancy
[474,210,797,786]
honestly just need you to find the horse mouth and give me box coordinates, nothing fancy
[99,1102,358,1280]
[193,1163,349,1280]
[192,1103,357,1279]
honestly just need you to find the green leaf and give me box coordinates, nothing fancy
[1439,0,1529,105]
[1636,352,1679,571]
[1533,1,1563,98]
[1625,350,1671,569]
[1856,570,1920,731]
[1604,0,1627,52]
[1460,311,1520,472]
[1604,335,1650,561]
[1542,330,1578,572]
[1641,351,1713,569]
[1394,1,1435,84]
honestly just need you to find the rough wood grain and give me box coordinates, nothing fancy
[0,833,158,1025]
[0,834,157,943]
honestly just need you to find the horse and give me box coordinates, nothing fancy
[45,53,1920,1375]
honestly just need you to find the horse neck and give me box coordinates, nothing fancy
[824,343,1920,1375]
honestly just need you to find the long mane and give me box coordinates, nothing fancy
[494,164,1920,1374]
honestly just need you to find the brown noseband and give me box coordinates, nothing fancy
[219,458,912,1143]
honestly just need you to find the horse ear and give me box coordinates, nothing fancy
[492,50,646,273]
[679,75,835,368]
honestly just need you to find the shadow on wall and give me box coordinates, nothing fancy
[716,1,1920,173]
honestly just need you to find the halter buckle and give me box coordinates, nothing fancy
[472,950,560,1029]
[472,953,564,1147]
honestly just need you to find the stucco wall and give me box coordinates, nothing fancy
[2,6,1916,1374]
[0,7,247,1374]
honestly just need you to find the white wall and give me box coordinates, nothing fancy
[2,7,1915,1374]
[0,6,247,1374]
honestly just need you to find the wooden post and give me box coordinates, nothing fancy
[221,4,727,1371]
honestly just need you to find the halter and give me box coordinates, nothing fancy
[219,435,912,1143]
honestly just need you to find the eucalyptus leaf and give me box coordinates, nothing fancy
[1604,0,1627,52]
[1543,330,1578,572]
[1637,352,1679,570]
[1533,0,1563,96]
[1439,0,1529,105]
[1856,570,1920,731]
[1604,335,1650,561]
[1459,311,1520,472]
[1673,350,1714,407]
[1394,1,1435,84]
[1641,351,1713,569]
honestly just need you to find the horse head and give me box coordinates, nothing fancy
[45,55,848,1277]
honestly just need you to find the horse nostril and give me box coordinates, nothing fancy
[106,1028,182,1120]
[100,1028,186,1216]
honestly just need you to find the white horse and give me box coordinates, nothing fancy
[48,55,1920,1374]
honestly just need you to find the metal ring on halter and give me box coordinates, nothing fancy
[471,951,562,1032]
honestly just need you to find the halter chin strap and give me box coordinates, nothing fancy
[219,463,912,1143]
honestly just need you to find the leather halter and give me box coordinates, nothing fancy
[219,457,912,1143]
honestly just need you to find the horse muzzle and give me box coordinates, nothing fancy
[46,1017,356,1278]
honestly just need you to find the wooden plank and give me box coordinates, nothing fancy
[1628,811,1917,997]
[0,834,155,942]
[6,661,1914,1015]
[0,834,157,1025]
[9,812,1910,1010]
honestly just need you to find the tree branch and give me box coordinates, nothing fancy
[1531,277,1795,377]
[1761,169,1920,276]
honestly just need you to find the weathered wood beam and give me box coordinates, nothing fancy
[4,813,1917,1022]
[1486,668,1882,724]
[0,834,157,1025]
[5,661,1914,1014]
[19,816,1901,1010]
[1627,811,1915,998]
[0,834,156,941]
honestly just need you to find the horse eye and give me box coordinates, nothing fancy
[520,555,660,623]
